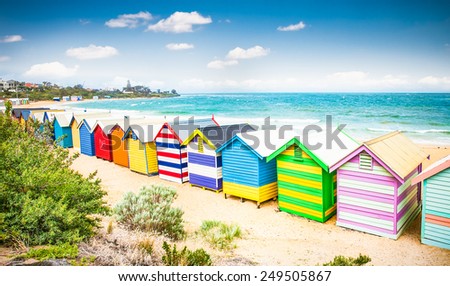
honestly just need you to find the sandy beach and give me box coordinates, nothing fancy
[70,145,450,266]
[6,100,449,265]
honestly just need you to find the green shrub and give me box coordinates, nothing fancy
[323,254,371,266]
[0,114,110,246]
[23,244,78,261]
[114,185,185,240]
[199,220,242,250]
[162,241,212,266]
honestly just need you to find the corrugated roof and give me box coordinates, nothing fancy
[364,131,427,179]
[412,154,450,184]
[92,116,149,135]
[194,124,257,149]
[236,129,300,159]
[125,118,168,143]
[302,130,360,168]
[169,118,219,142]
[54,112,74,127]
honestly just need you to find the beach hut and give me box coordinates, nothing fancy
[71,112,110,150]
[92,119,118,161]
[182,124,256,192]
[216,129,297,208]
[266,131,359,222]
[411,155,450,249]
[78,118,97,156]
[123,122,161,175]
[53,112,74,148]
[155,117,220,184]
[329,131,428,239]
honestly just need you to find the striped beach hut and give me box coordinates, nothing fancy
[182,124,256,192]
[155,117,219,184]
[266,131,359,222]
[71,112,110,150]
[329,131,428,239]
[412,155,450,249]
[216,130,297,208]
[53,112,74,148]
[123,122,161,175]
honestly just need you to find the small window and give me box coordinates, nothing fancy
[294,146,303,161]
[198,137,204,153]
[359,153,373,170]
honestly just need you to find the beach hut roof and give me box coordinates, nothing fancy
[73,112,111,124]
[266,129,360,171]
[53,112,74,127]
[412,154,450,185]
[162,117,220,143]
[182,124,257,149]
[32,112,46,123]
[216,129,299,160]
[330,131,428,182]
[124,121,165,143]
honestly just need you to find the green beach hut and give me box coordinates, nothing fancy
[267,131,359,222]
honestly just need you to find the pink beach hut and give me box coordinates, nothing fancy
[329,131,428,239]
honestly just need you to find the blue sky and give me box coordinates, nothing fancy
[1,0,449,92]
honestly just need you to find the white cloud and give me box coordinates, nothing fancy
[328,71,368,81]
[418,76,450,85]
[24,62,78,78]
[226,45,270,60]
[79,19,91,25]
[166,43,194,51]
[207,59,238,69]
[146,11,212,33]
[277,21,306,32]
[0,35,23,43]
[105,11,152,28]
[0,56,10,62]
[66,44,119,60]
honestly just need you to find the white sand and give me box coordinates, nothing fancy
[70,148,450,266]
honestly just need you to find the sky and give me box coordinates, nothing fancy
[0,0,449,92]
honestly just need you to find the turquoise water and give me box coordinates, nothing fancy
[66,93,450,145]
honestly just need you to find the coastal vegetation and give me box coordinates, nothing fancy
[113,185,186,240]
[198,220,242,250]
[0,110,110,247]
[323,254,371,266]
[0,81,179,101]
[162,242,212,266]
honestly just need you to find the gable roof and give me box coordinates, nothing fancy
[72,112,111,125]
[53,112,74,127]
[159,117,220,143]
[123,118,167,143]
[411,154,450,185]
[330,131,428,182]
[182,124,257,149]
[266,129,360,172]
[216,129,299,160]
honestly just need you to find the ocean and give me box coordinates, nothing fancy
[65,93,450,145]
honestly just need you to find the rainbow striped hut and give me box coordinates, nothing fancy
[155,117,219,184]
[412,155,450,249]
[330,131,428,239]
[266,131,359,222]
[182,124,256,192]
[53,112,74,148]
[217,130,296,208]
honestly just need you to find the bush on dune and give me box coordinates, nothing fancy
[113,185,186,240]
[0,113,110,246]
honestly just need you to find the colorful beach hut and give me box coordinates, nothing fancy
[123,122,161,175]
[92,119,119,161]
[53,112,74,148]
[329,131,428,239]
[71,112,110,150]
[216,130,297,208]
[182,124,256,191]
[411,155,450,249]
[155,117,219,184]
[78,118,98,156]
[266,131,359,222]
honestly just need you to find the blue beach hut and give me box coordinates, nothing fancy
[182,124,256,192]
[53,113,74,148]
[216,129,298,208]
